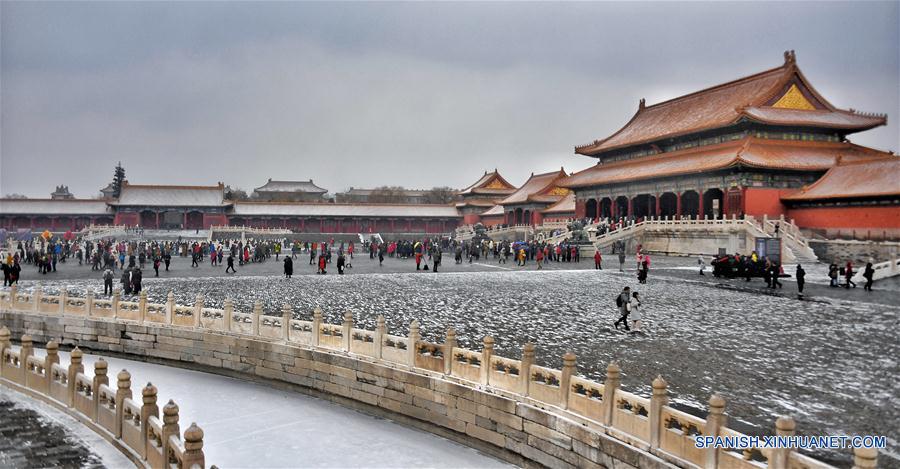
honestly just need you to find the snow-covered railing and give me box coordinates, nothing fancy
[0,331,208,468]
[0,286,872,469]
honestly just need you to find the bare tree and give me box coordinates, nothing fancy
[3,193,27,199]
[423,186,457,204]
[224,185,251,201]
[369,186,407,204]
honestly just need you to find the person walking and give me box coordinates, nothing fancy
[121,269,132,295]
[613,287,631,331]
[153,256,160,277]
[629,292,642,332]
[433,249,442,273]
[618,251,626,272]
[103,267,114,296]
[337,252,346,275]
[283,256,293,279]
[698,255,706,276]
[225,254,236,274]
[796,264,806,297]
[536,248,544,270]
[863,262,875,291]
[828,263,838,287]
[770,262,782,289]
[163,251,171,271]
[844,261,856,288]
[593,250,602,270]
[318,254,327,275]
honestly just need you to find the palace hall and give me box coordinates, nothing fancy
[559,51,898,236]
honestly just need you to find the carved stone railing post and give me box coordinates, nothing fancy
[67,347,84,407]
[341,312,352,351]
[110,289,120,317]
[480,336,494,385]
[85,289,95,315]
[113,369,132,438]
[182,423,206,468]
[853,447,878,469]
[407,320,420,367]
[518,343,536,396]
[138,291,147,323]
[161,400,181,465]
[704,394,726,468]
[769,416,795,469]
[649,375,668,451]
[373,315,386,359]
[443,328,457,375]
[559,352,576,410]
[9,285,18,310]
[193,294,204,328]
[59,288,68,314]
[45,341,60,391]
[0,327,10,368]
[33,285,41,312]
[141,383,159,458]
[223,299,233,332]
[311,308,322,347]
[601,362,621,426]
[92,359,109,421]
[165,291,175,324]
[282,304,293,342]
[251,301,262,337]
[20,334,33,360]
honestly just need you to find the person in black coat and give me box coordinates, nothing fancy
[283,257,293,279]
[132,268,143,294]
[337,253,345,275]
[796,264,806,296]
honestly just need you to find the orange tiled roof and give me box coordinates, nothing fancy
[559,137,893,189]
[575,52,887,157]
[481,205,505,216]
[499,169,568,205]
[781,157,900,201]
[455,198,498,208]
[458,170,517,196]
[542,193,576,214]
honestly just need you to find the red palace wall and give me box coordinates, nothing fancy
[202,213,228,229]
[787,206,900,230]
[743,188,792,218]
[574,199,586,219]
[114,212,140,226]
[463,214,482,225]
[481,215,505,227]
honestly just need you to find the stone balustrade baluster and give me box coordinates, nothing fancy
[223,298,234,332]
[116,369,132,438]
[312,308,322,347]
[704,394,726,468]
[9,285,18,310]
[520,343,535,396]
[45,341,60,391]
[443,328,457,375]
[0,327,10,364]
[251,301,262,336]
[559,352,576,409]
[165,291,175,324]
[852,447,878,469]
[282,304,293,342]
[33,285,42,312]
[407,321,420,367]
[67,348,84,407]
[341,312,353,351]
[649,375,667,451]
[374,315,385,359]
[20,334,33,361]
[93,359,109,419]
[112,289,122,317]
[601,362,621,426]
[60,288,68,314]
[139,291,147,323]
[182,423,206,468]
[480,336,494,385]
[86,289,95,315]
[161,400,180,465]
[141,383,159,458]
[193,294,204,328]
[769,416,795,469]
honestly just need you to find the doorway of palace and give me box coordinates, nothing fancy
[185,211,204,230]
[704,188,725,219]
[615,196,629,218]
[585,199,598,220]
[632,194,657,220]
[139,210,157,229]
[681,191,700,218]
[600,198,612,219]
[659,193,678,217]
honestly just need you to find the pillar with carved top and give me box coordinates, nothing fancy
[341,312,352,351]
[161,400,180,466]
[45,341,59,391]
[704,394,727,468]
[520,343,535,396]
[115,369,132,438]
[141,383,159,457]
[443,328,457,375]
[601,362,620,426]
[407,320,420,367]
[67,348,84,407]
[559,352,576,410]
[480,336,494,385]
[182,423,206,468]
[649,376,668,451]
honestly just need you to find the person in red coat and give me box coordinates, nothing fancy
[594,251,602,270]
[318,254,327,274]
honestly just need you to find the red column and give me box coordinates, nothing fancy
[722,190,730,218]
[627,198,633,218]
[676,193,682,216]
[611,199,618,218]
[183,212,188,229]
[655,194,661,216]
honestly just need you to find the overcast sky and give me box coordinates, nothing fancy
[1,1,897,198]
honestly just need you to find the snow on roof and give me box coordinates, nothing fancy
[0,199,112,215]
[480,205,505,216]
[232,202,460,218]
[254,179,328,194]
[114,183,227,207]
